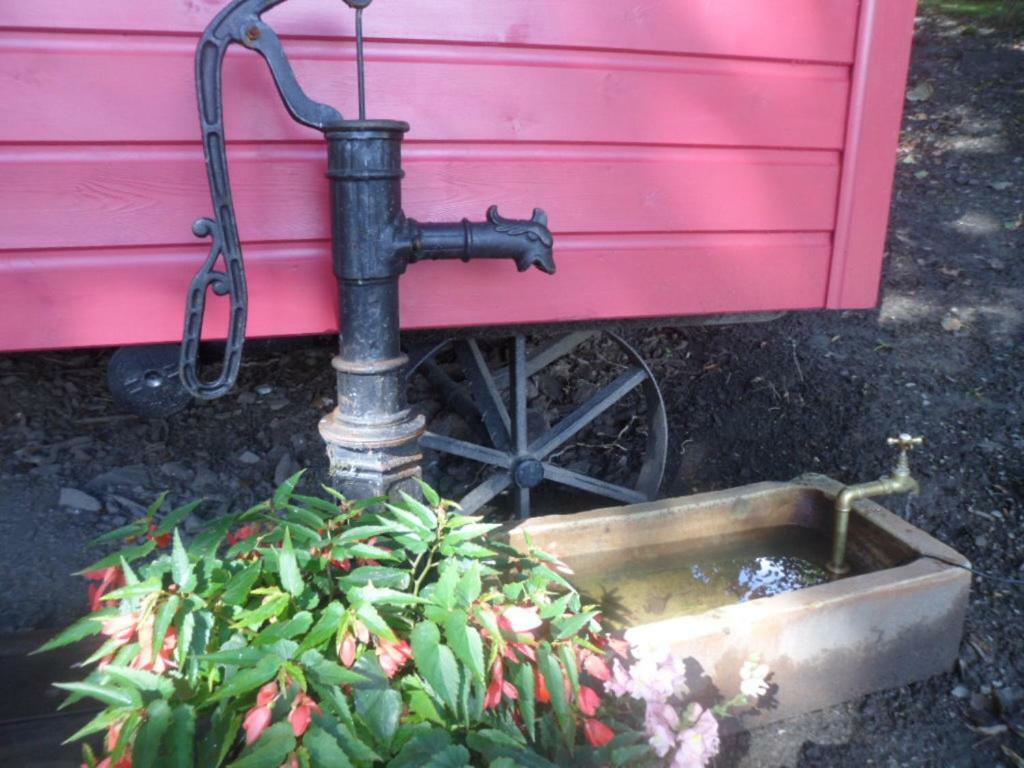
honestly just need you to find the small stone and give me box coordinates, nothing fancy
[238,450,261,465]
[975,535,989,548]
[941,315,963,332]
[255,384,273,396]
[274,452,298,486]
[952,684,970,699]
[88,465,149,490]
[237,392,257,405]
[159,461,194,482]
[59,487,102,512]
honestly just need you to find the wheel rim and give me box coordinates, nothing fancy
[406,332,668,519]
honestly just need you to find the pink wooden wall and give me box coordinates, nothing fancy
[0,0,917,352]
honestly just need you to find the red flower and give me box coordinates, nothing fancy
[243,705,274,746]
[91,756,132,768]
[338,633,357,668]
[580,650,612,683]
[133,619,177,673]
[101,612,138,648]
[227,523,259,546]
[499,605,543,634]
[483,659,507,712]
[147,523,172,549]
[243,683,280,745]
[584,718,615,747]
[579,685,602,716]
[85,567,125,612]
[534,665,551,703]
[376,639,413,679]
[289,692,321,738]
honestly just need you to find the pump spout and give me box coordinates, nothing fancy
[408,206,555,274]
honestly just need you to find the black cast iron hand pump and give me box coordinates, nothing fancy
[179,0,555,498]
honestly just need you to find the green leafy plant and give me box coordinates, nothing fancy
[40,473,652,768]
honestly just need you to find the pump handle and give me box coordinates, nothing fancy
[180,0,344,399]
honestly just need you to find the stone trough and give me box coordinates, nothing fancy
[507,474,970,723]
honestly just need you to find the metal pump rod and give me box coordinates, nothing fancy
[180,0,556,499]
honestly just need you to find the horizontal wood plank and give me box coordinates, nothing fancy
[0,0,860,64]
[0,32,850,148]
[0,234,832,351]
[0,144,839,250]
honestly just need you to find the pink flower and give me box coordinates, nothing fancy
[376,639,413,679]
[579,685,602,716]
[604,658,632,698]
[739,659,770,699]
[499,605,543,634]
[132,620,177,673]
[645,700,680,757]
[100,612,138,648]
[534,665,551,703]
[583,718,615,747]
[673,705,720,768]
[289,692,320,738]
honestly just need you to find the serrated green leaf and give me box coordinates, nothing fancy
[343,543,399,561]
[304,724,354,768]
[101,578,162,603]
[407,690,444,725]
[384,505,432,537]
[154,499,204,537]
[443,610,485,684]
[432,561,458,611]
[335,524,405,545]
[32,613,109,654]
[207,654,282,704]
[202,645,266,667]
[557,644,579,699]
[234,593,290,629]
[611,744,652,766]
[300,650,367,687]
[415,479,441,507]
[455,563,482,607]
[132,699,172,768]
[388,730,471,768]
[62,707,129,745]
[410,622,460,712]
[227,721,296,768]
[298,601,345,653]
[348,584,426,608]
[198,703,241,768]
[223,561,262,606]
[53,680,140,708]
[310,709,381,764]
[538,593,571,621]
[537,646,572,742]
[443,522,500,546]
[353,656,401,749]
[90,521,149,547]
[279,529,304,598]
[171,530,195,591]
[552,611,596,642]
[100,665,175,699]
[397,491,438,530]
[515,662,536,741]
[151,595,180,660]
[338,566,409,591]
[354,602,395,641]
[273,470,307,510]
[448,541,496,559]
[165,704,196,768]
[254,611,313,646]
[77,539,156,575]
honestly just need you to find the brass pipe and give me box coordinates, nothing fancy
[827,435,922,575]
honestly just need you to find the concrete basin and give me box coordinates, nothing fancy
[507,474,970,723]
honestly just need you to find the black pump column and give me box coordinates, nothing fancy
[318,120,424,499]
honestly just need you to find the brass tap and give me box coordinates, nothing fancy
[826,434,923,575]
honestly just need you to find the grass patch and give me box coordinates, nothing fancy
[920,0,1024,30]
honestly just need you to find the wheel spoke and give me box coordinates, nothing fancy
[492,331,594,390]
[530,367,646,458]
[513,486,530,520]
[421,432,512,468]
[457,340,511,450]
[458,472,513,516]
[541,463,648,505]
[509,335,529,456]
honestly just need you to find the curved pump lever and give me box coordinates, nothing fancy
[180,0,343,399]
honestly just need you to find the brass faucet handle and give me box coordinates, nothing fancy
[887,434,924,451]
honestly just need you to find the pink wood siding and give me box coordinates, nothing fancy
[0,0,916,352]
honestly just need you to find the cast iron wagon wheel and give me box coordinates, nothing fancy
[107,344,193,418]
[406,331,668,519]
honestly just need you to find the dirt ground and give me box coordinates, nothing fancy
[1,6,1022,767]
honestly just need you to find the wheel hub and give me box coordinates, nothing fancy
[512,457,544,489]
